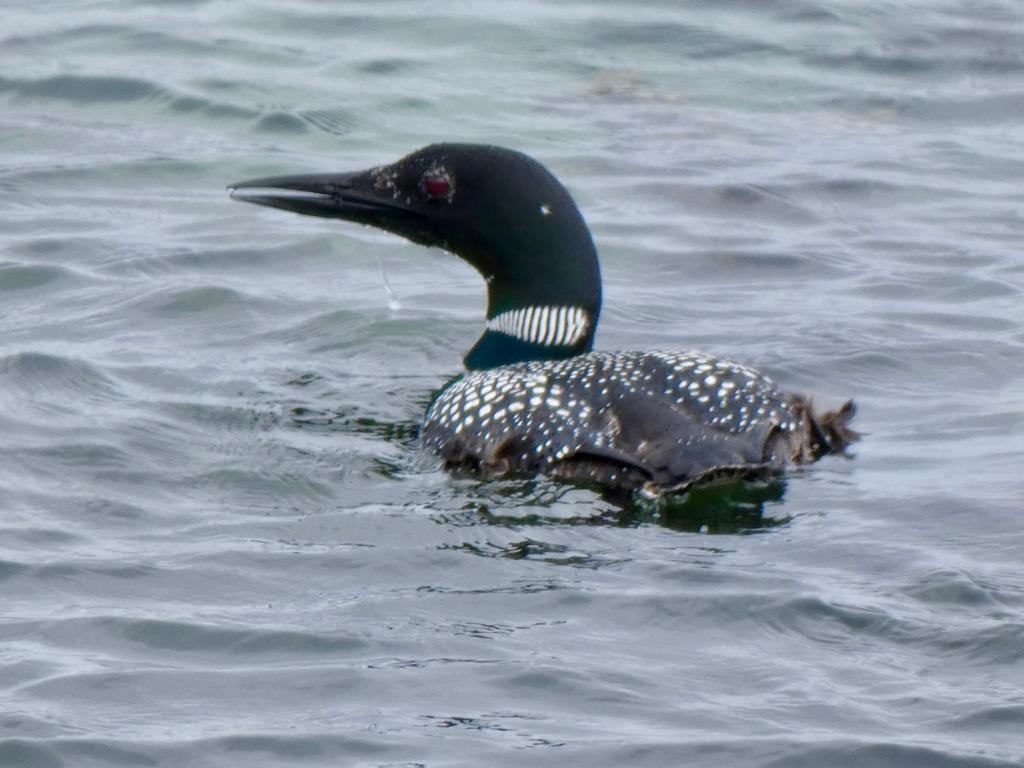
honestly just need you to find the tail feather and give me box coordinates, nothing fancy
[779,397,859,463]
[816,399,859,453]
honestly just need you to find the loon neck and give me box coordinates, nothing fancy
[465,305,599,369]
[464,274,602,370]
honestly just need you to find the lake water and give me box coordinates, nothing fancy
[2,1,1023,766]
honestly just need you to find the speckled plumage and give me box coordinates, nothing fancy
[423,350,853,494]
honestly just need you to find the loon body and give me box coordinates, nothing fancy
[230,144,855,495]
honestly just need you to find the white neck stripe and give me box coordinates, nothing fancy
[487,305,590,347]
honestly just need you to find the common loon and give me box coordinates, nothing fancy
[229,144,856,495]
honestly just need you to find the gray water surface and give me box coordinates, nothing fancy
[2,2,1024,766]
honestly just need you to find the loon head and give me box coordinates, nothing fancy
[230,144,601,370]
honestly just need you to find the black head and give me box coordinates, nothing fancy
[230,144,602,369]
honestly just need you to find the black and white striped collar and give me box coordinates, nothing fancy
[486,305,591,347]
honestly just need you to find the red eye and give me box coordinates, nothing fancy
[421,173,451,200]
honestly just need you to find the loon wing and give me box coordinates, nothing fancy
[551,392,780,492]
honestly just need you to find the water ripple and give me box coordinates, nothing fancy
[0,352,122,405]
[1,0,1023,765]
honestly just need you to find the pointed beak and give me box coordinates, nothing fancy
[227,170,414,221]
